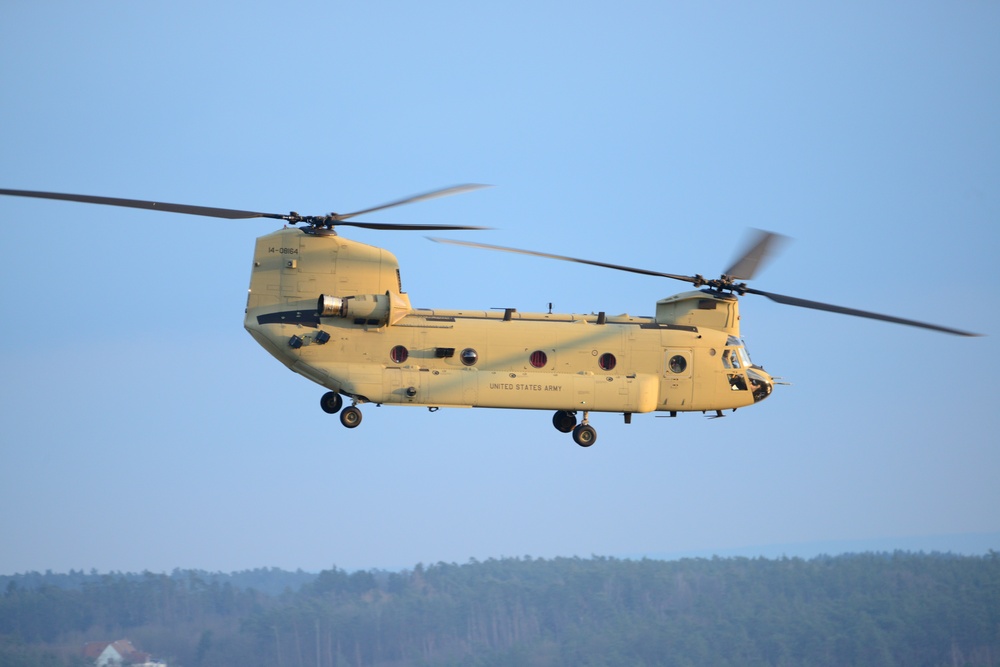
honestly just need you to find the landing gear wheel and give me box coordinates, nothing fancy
[552,410,577,433]
[340,406,362,428]
[572,424,597,447]
[320,391,343,414]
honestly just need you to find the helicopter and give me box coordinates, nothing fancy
[0,186,981,447]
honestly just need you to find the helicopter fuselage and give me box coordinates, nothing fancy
[243,228,774,428]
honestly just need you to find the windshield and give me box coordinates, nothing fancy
[724,336,753,368]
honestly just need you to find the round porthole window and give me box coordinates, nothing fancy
[461,348,479,366]
[529,350,548,368]
[598,353,616,371]
[389,345,408,364]
[668,355,687,373]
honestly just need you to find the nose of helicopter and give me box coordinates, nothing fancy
[747,367,774,403]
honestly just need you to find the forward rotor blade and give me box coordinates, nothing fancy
[744,287,981,336]
[0,188,283,220]
[723,229,787,281]
[333,184,492,221]
[430,237,698,283]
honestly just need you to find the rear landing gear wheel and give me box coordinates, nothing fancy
[320,391,343,414]
[572,424,597,447]
[552,410,577,433]
[340,406,362,428]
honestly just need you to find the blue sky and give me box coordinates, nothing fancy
[1,1,997,574]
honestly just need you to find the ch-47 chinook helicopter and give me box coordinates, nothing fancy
[0,185,981,447]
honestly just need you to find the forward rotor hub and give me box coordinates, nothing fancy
[693,274,749,295]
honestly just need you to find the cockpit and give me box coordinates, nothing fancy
[722,336,773,402]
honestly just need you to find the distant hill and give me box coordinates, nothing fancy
[0,566,317,597]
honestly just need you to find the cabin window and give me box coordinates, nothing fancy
[668,355,687,374]
[529,350,548,368]
[461,348,479,366]
[389,345,408,364]
[722,349,741,369]
[598,353,616,371]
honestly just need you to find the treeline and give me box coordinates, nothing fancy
[2,552,998,667]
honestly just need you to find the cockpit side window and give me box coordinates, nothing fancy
[721,337,752,370]
[723,344,748,390]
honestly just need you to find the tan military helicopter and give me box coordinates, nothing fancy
[0,186,980,447]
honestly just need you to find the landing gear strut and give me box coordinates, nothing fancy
[553,410,597,447]
[340,406,363,428]
[552,410,577,433]
[321,391,363,428]
[572,421,597,447]
[320,391,343,414]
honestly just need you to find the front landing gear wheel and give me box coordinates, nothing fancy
[572,424,597,447]
[340,406,362,428]
[320,391,343,414]
[552,410,577,433]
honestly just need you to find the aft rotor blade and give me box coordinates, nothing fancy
[333,184,492,221]
[744,287,981,336]
[0,188,284,220]
[341,221,491,231]
[723,229,787,281]
[429,237,699,283]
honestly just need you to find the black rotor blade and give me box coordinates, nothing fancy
[744,286,981,336]
[0,188,283,220]
[332,184,492,221]
[0,184,492,228]
[429,237,699,283]
[723,229,787,281]
[341,221,491,231]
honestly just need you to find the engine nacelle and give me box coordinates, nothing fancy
[318,293,391,325]
[317,294,347,317]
